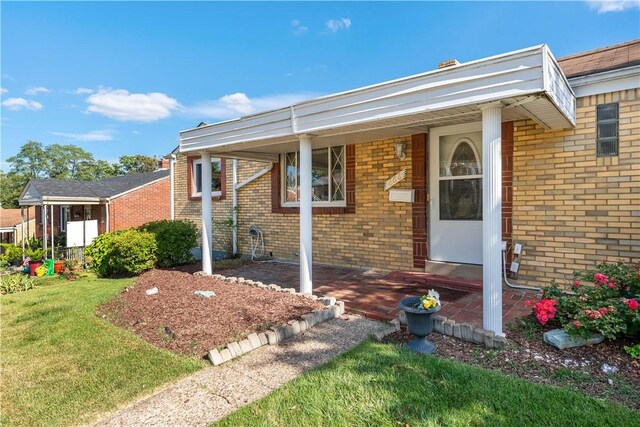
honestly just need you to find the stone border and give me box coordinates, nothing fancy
[398,311,506,350]
[199,273,346,366]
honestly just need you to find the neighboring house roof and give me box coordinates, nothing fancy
[0,207,36,228]
[557,39,640,78]
[19,170,170,205]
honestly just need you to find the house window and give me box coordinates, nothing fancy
[281,146,346,207]
[60,206,69,232]
[192,158,222,197]
[596,103,618,157]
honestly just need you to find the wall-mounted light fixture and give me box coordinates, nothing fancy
[395,143,406,161]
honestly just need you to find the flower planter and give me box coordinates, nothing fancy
[399,296,441,354]
[54,261,65,274]
[28,260,43,276]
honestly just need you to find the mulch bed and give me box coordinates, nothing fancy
[99,269,323,357]
[383,320,640,411]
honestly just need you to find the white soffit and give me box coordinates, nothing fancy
[180,44,576,154]
[569,66,640,98]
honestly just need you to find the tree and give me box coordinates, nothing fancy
[115,155,159,175]
[45,144,96,180]
[6,141,48,178]
[0,171,28,209]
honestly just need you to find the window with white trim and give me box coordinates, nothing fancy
[281,146,346,207]
[60,206,69,232]
[192,158,222,197]
[596,103,619,157]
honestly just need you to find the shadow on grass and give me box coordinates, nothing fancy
[216,336,638,427]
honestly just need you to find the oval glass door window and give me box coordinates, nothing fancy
[439,138,482,220]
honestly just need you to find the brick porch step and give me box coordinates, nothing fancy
[387,271,483,293]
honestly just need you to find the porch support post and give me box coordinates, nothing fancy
[481,102,503,336]
[231,159,238,256]
[201,152,213,275]
[43,204,48,256]
[21,206,25,260]
[299,134,313,294]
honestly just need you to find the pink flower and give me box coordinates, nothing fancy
[594,273,609,285]
[629,299,638,310]
[608,282,616,289]
[572,321,582,328]
[573,280,580,287]
[599,308,609,315]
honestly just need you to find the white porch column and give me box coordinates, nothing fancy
[299,134,313,294]
[201,152,213,275]
[482,103,503,336]
[232,159,238,256]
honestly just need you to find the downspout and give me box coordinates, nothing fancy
[232,162,274,255]
[170,154,176,220]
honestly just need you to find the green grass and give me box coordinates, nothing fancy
[1,274,203,427]
[216,341,638,427]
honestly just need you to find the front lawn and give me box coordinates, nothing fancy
[0,274,203,427]
[216,340,638,427]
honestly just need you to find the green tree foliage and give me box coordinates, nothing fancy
[0,171,29,208]
[2,141,162,207]
[116,155,159,175]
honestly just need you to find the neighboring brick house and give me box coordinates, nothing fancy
[174,40,639,335]
[0,207,36,244]
[18,170,171,249]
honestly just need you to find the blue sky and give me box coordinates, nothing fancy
[1,1,639,169]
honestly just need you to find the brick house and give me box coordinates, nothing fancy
[174,40,639,336]
[18,170,171,254]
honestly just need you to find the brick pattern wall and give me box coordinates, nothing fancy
[411,133,428,268]
[512,88,640,288]
[175,136,417,271]
[109,177,171,231]
[502,122,514,270]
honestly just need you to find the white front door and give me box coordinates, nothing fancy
[429,123,483,265]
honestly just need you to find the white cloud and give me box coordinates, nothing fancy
[2,97,43,111]
[0,87,7,94]
[187,92,319,120]
[49,129,115,142]
[73,87,94,95]
[132,130,141,135]
[25,86,50,95]
[291,18,308,35]
[326,17,351,33]
[85,89,181,122]
[588,0,640,12]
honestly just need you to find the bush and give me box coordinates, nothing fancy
[138,220,197,267]
[0,274,37,294]
[85,229,157,277]
[526,261,640,340]
[0,244,22,264]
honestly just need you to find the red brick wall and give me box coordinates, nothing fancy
[109,177,171,231]
[411,133,428,268]
[502,122,514,271]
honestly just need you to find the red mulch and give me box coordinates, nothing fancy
[383,319,640,411]
[99,269,323,357]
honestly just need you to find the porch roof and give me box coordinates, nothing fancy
[179,44,576,161]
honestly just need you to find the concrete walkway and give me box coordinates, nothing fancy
[94,316,394,427]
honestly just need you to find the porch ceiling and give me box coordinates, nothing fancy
[180,44,576,161]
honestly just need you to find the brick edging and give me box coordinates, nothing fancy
[198,272,346,366]
[398,312,506,350]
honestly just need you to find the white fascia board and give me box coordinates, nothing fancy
[542,45,577,126]
[569,66,640,98]
[40,196,101,205]
[180,44,575,151]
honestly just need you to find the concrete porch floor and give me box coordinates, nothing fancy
[219,261,539,329]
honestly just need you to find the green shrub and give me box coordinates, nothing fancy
[85,229,157,277]
[0,274,38,294]
[25,247,44,260]
[138,220,197,267]
[0,244,22,264]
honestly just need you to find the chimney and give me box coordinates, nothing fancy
[159,158,170,169]
[438,59,460,69]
